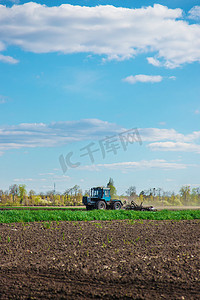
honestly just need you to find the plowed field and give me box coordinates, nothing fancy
[0,220,199,299]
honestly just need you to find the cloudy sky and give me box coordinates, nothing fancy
[0,0,200,194]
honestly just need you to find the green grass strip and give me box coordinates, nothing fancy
[0,209,200,223]
[0,206,83,210]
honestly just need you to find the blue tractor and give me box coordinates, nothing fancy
[82,187,123,210]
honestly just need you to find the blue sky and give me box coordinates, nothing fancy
[0,0,200,195]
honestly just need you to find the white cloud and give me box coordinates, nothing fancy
[148,142,200,153]
[80,159,188,171]
[169,76,176,80]
[14,178,34,182]
[0,3,200,67]
[14,175,70,183]
[147,57,161,67]
[188,6,200,21]
[41,185,55,189]
[0,119,200,156]
[39,173,55,176]
[0,119,124,152]
[194,109,200,114]
[0,54,19,64]
[140,128,200,154]
[123,74,163,84]
[139,128,200,142]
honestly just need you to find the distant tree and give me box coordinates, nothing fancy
[191,187,200,205]
[72,185,81,196]
[139,191,144,202]
[149,189,153,197]
[9,184,19,202]
[0,189,3,198]
[84,189,90,196]
[64,188,71,196]
[4,190,9,196]
[126,186,136,197]
[39,192,45,199]
[107,178,117,199]
[46,190,54,197]
[139,191,145,196]
[196,187,200,195]
[46,190,55,202]
[29,190,36,198]
[19,184,27,204]
[64,186,82,197]
[180,185,191,205]
[157,188,162,200]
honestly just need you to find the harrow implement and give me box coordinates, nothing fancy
[124,200,157,211]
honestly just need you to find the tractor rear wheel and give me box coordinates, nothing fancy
[96,200,106,210]
[113,201,122,210]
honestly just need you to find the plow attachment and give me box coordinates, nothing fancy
[124,200,157,211]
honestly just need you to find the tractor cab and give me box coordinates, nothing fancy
[91,187,110,201]
[83,186,122,210]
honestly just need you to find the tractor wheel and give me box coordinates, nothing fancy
[113,201,122,210]
[96,200,106,210]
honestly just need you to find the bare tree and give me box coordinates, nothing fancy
[9,184,19,202]
[29,190,36,199]
[126,186,136,197]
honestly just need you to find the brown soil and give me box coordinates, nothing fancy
[0,220,199,299]
[1,205,200,211]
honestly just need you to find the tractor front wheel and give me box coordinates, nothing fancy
[96,200,106,210]
[113,201,122,210]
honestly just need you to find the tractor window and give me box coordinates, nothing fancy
[104,190,110,197]
[91,189,99,197]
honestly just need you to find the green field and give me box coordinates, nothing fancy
[0,209,200,223]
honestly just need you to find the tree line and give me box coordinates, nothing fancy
[0,179,199,206]
[0,184,83,206]
[125,185,200,206]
